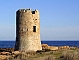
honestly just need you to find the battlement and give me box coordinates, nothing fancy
[17,8,39,14]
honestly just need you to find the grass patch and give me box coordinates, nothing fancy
[6,48,79,60]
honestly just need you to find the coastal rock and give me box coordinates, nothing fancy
[0,48,14,52]
[42,44,49,50]
[69,46,76,49]
[42,44,58,51]
[12,51,21,55]
[0,52,11,55]
[49,46,58,50]
[58,46,70,49]
[0,55,7,60]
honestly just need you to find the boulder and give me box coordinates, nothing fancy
[49,46,58,50]
[1,52,10,55]
[0,55,7,60]
[42,44,49,50]
[42,44,58,51]
[58,46,70,49]
[12,51,21,55]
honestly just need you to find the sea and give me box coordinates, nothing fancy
[0,40,79,48]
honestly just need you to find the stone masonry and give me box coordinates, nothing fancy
[15,9,42,51]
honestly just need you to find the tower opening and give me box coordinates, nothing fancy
[32,11,35,14]
[33,26,36,32]
[35,19,37,20]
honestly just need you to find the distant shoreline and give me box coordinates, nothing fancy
[0,41,79,48]
[0,40,79,41]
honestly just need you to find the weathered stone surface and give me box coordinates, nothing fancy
[49,46,58,50]
[42,44,49,50]
[12,51,21,55]
[15,9,42,51]
[58,46,70,49]
[0,48,14,52]
[0,52,10,55]
[0,55,7,60]
[42,44,58,51]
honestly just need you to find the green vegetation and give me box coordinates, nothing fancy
[6,48,79,60]
[28,48,79,60]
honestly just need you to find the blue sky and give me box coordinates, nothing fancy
[0,0,79,41]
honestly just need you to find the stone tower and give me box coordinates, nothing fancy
[15,9,42,51]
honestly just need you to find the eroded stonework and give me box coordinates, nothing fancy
[15,9,42,51]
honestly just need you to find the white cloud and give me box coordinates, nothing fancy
[41,26,79,40]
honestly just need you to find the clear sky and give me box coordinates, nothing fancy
[0,0,79,41]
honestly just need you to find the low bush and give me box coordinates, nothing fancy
[45,56,55,60]
[61,51,79,60]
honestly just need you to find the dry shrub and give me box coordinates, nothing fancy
[7,53,28,60]
[61,51,79,60]
[45,56,55,60]
[6,51,36,60]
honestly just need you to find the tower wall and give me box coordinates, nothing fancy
[15,9,42,51]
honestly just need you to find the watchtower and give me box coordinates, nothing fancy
[15,9,42,51]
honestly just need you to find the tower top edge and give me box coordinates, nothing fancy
[17,8,39,12]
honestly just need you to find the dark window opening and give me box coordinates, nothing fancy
[35,19,37,20]
[27,29,28,31]
[32,11,35,14]
[33,26,36,32]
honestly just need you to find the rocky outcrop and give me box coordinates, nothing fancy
[58,46,70,49]
[42,44,58,51]
[0,55,10,60]
[0,45,78,60]
[12,51,21,55]
[49,46,58,50]
[42,44,49,50]
[42,44,71,50]
[0,48,14,52]
[0,52,11,55]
